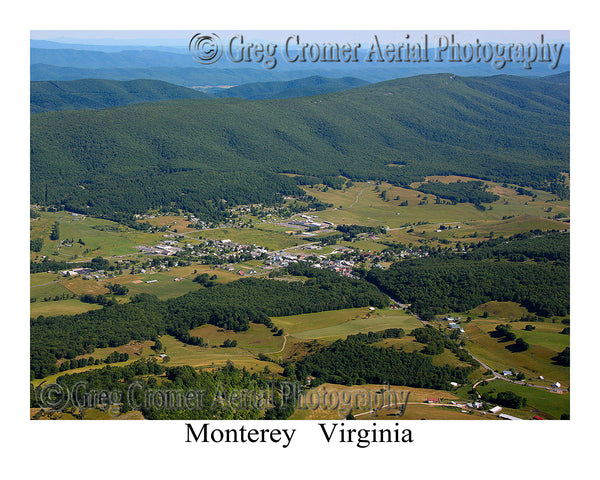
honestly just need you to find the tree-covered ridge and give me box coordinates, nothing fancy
[30,79,209,113]
[31,73,568,221]
[466,231,569,262]
[366,232,569,320]
[30,269,388,379]
[294,335,473,390]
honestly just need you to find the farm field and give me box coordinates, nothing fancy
[302,178,569,245]
[272,307,422,340]
[463,317,570,387]
[158,334,284,374]
[289,383,474,420]
[30,210,163,261]
[30,298,103,317]
[476,379,570,419]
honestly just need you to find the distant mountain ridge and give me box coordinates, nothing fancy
[206,76,370,100]
[30,79,209,113]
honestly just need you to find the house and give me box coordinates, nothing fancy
[502,370,513,376]
[552,382,562,389]
[426,398,440,404]
[489,406,503,414]
[449,382,459,388]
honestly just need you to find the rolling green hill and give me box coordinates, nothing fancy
[31,79,210,113]
[30,73,569,221]
[207,75,370,100]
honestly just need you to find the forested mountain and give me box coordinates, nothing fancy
[207,76,370,100]
[31,79,209,113]
[31,73,569,221]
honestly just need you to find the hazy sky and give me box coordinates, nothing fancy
[31,30,570,47]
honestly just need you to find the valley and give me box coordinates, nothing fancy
[30,171,570,421]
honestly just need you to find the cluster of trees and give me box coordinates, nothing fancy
[106,283,129,295]
[294,335,474,390]
[345,328,405,344]
[30,238,44,252]
[414,180,499,206]
[410,326,479,365]
[412,327,447,355]
[30,255,110,274]
[57,351,129,373]
[222,339,238,348]
[30,269,387,378]
[481,390,527,409]
[79,294,117,306]
[49,222,60,240]
[192,273,217,287]
[555,347,570,366]
[492,324,529,351]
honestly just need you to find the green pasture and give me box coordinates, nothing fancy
[476,380,569,419]
[275,308,422,340]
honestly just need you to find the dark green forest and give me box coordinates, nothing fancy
[31,73,569,221]
[294,334,474,390]
[366,232,569,320]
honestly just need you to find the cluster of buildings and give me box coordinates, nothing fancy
[60,267,113,281]
[136,242,185,256]
[289,214,334,230]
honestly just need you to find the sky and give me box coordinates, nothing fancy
[30,30,570,48]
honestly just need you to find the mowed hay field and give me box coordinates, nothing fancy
[272,307,422,340]
[188,323,285,354]
[30,298,103,317]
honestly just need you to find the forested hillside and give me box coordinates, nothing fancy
[31,79,209,113]
[31,73,569,221]
[30,270,388,378]
[366,232,569,320]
